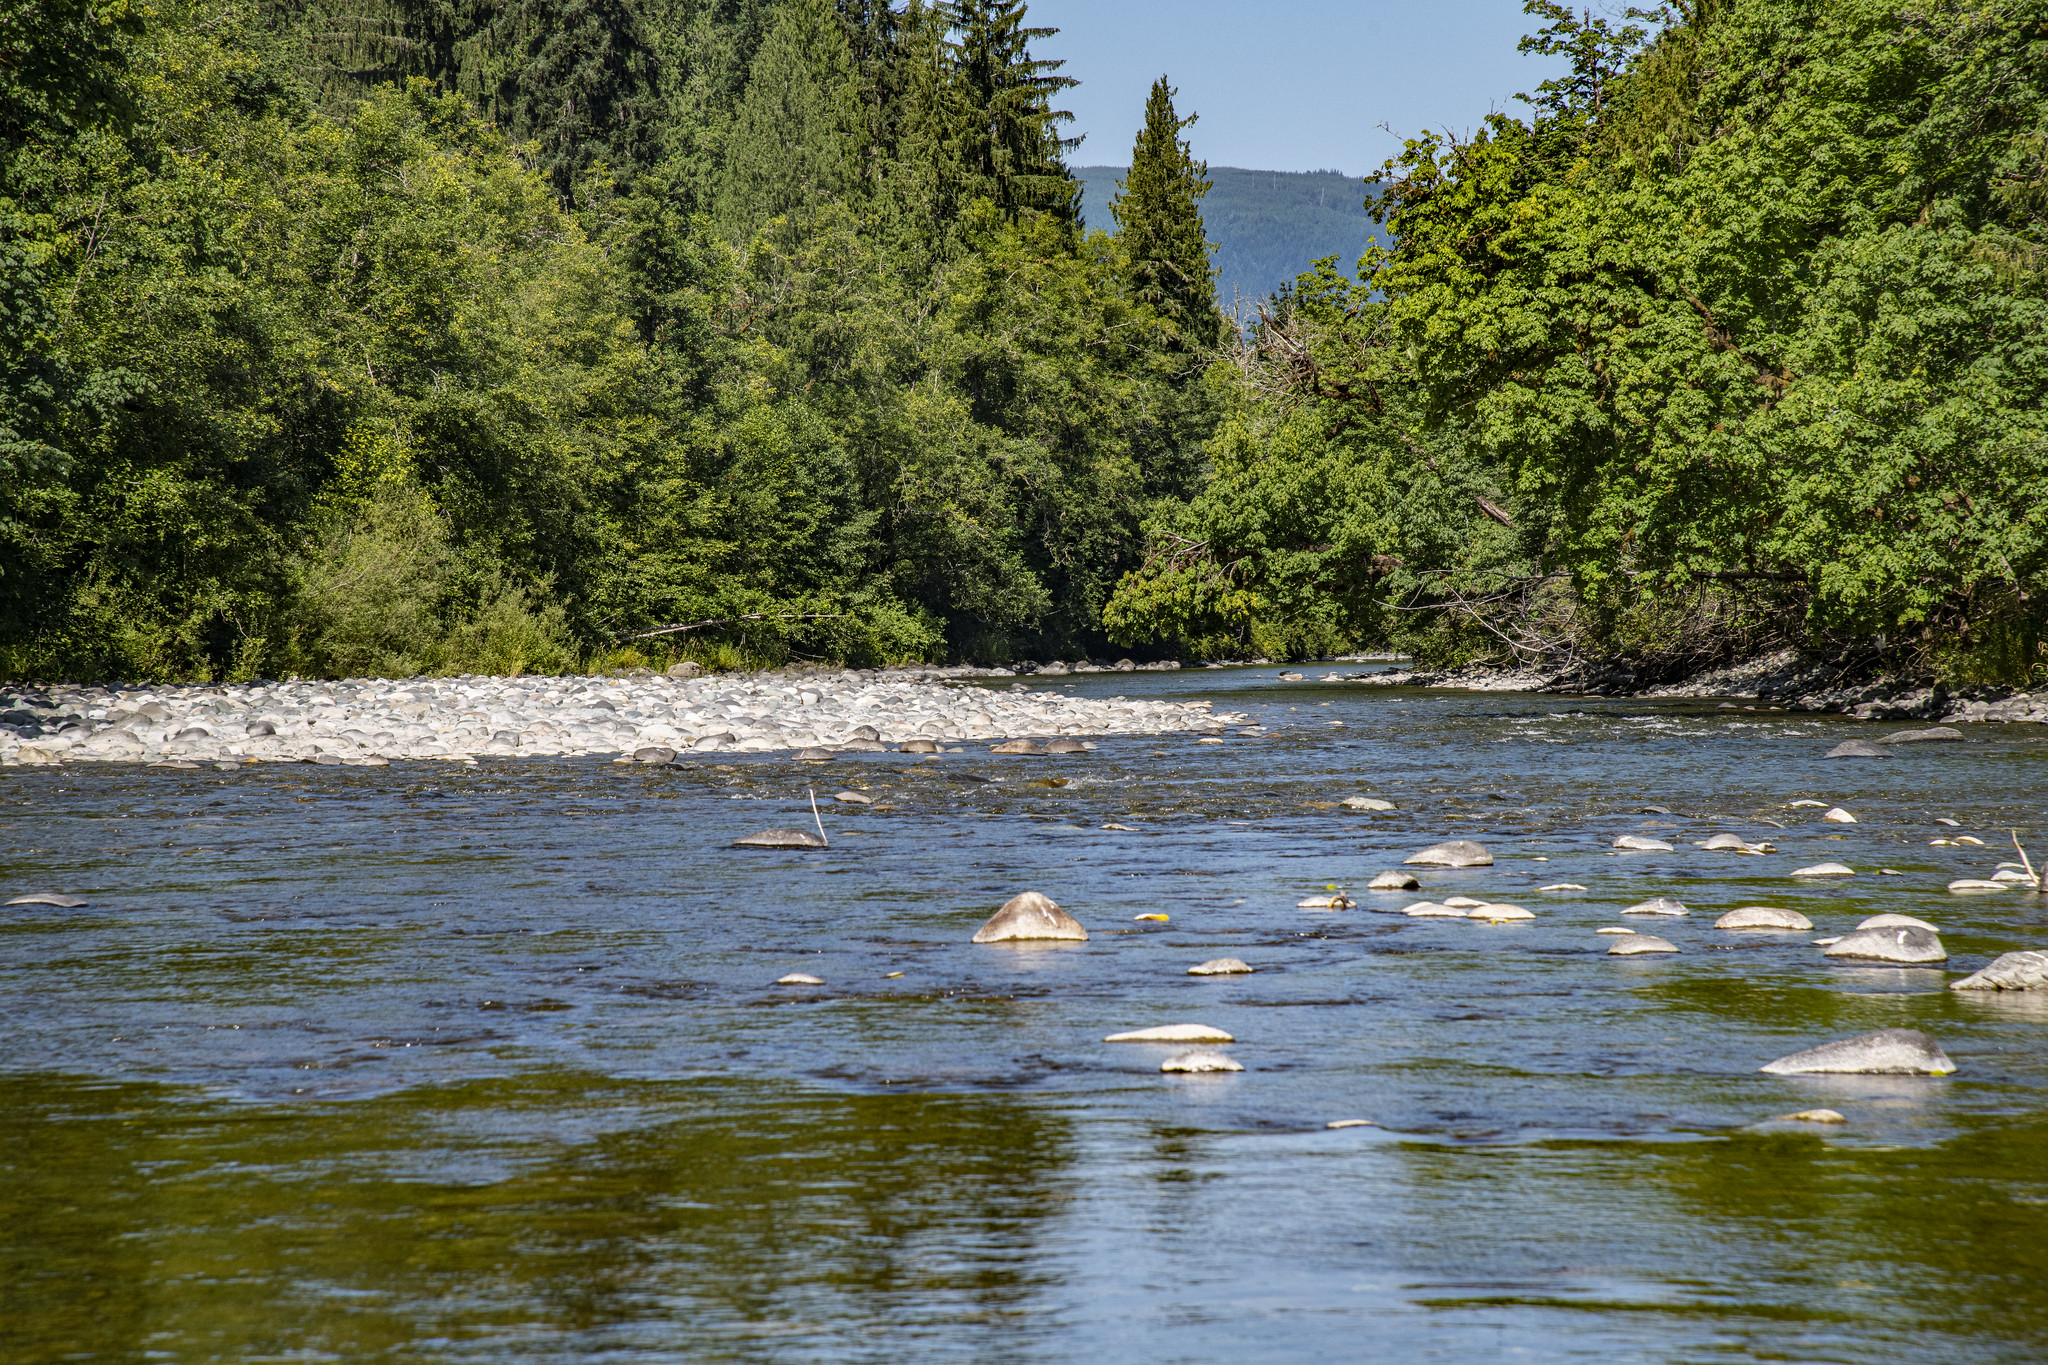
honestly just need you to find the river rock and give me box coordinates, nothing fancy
[1697,833,1750,850]
[1403,840,1493,867]
[1826,739,1895,758]
[732,828,828,849]
[899,739,941,753]
[1044,736,1087,753]
[1623,897,1688,916]
[664,661,702,679]
[1715,907,1812,931]
[1613,835,1675,851]
[775,973,824,985]
[1367,870,1419,890]
[794,747,834,761]
[1343,796,1396,810]
[1760,1028,1955,1075]
[1401,901,1466,917]
[972,891,1087,942]
[1188,958,1253,975]
[1596,926,1635,935]
[1881,727,1962,744]
[1297,894,1354,909]
[1821,807,1857,823]
[1950,950,2048,991]
[834,791,872,804]
[1777,1109,1848,1123]
[632,745,676,763]
[1160,1049,1242,1073]
[1823,926,1947,963]
[991,739,1045,754]
[1609,935,1678,954]
[6,893,87,908]
[1468,902,1535,921]
[1947,879,2008,893]
[1791,862,1855,877]
[1105,1023,1235,1043]
[838,739,887,752]
[1856,913,1939,932]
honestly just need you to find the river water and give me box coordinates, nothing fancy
[3,667,2045,1362]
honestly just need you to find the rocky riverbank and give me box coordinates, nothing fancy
[0,667,1241,767]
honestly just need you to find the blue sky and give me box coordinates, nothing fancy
[1026,0,1574,174]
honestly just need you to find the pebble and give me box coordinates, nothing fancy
[6,893,87,908]
[1623,897,1688,916]
[1613,835,1675,851]
[1826,739,1895,758]
[1856,913,1939,932]
[1759,1028,1955,1075]
[732,828,828,849]
[1403,839,1493,867]
[0,670,1229,767]
[1821,807,1857,823]
[1776,1109,1848,1124]
[1367,870,1419,890]
[1188,958,1253,975]
[1160,1049,1242,1073]
[1791,862,1855,877]
[1823,926,1947,963]
[1342,796,1396,810]
[1105,1023,1235,1043]
[775,973,825,985]
[972,891,1088,943]
[1608,935,1678,954]
[1950,950,2048,992]
[1715,907,1812,931]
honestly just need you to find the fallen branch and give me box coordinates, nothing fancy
[2013,828,2039,892]
[625,612,847,641]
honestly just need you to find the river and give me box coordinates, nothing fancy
[3,666,2044,1361]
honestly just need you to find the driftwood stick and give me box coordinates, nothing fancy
[810,788,829,847]
[2012,829,2039,891]
[624,612,847,641]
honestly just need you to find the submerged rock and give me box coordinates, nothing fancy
[990,738,1046,754]
[1608,935,1678,954]
[1824,926,1946,963]
[833,791,872,804]
[1188,958,1253,976]
[1343,796,1396,810]
[1760,1028,1955,1075]
[1715,906,1813,931]
[1400,901,1466,917]
[632,745,676,763]
[794,747,835,761]
[1105,1023,1235,1043]
[972,891,1088,943]
[1856,913,1939,932]
[1822,807,1857,823]
[1791,862,1856,877]
[1296,894,1354,909]
[1948,878,2009,893]
[1160,1049,1242,1073]
[775,973,825,985]
[1949,950,2048,991]
[1623,897,1688,917]
[1881,727,1962,744]
[898,738,942,753]
[1696,833,1751,850]
[732,828,828,849]
[1613,835,1675,851]
[1367,870,1419,890]
[1826,739,1895,758]
[1403,839,1493,867]
[1044,737,1087,753]
[1776,1109,1848,1124]
[6,893,87,908]
[1468,902,1535,922]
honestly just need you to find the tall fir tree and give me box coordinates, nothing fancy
[1112,77,1220,349]
[714,0,860,236]
[939,0,1077,223]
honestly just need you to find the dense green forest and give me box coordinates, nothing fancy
[1105,0,2048,688]
[8,0,2048,686]
[0,0,1222,679]
[1077,165,1382,311]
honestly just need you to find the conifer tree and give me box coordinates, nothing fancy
[715,0,861,237]
[1112,77,1221,348]
[939,0,1078,223]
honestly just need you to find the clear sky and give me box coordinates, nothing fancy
[1026,0,1572,174]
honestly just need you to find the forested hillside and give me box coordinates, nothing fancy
[1077,165,1381,310]
[1107,0,2048,690]
[0,0,1224,680]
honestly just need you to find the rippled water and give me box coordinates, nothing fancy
[4,669,2046,1361]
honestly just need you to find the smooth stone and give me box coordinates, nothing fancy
[632,746,676,763]
[1788,800,1828,807]
[990,739,1046,754]
[1935,817,1961,826]
[775,973,824,985]
[1822,807,1857,823]
[1760,1028,1955,1075]
[1367,870,1419,890]
[833,791,872,804]
[161,759,205,769]
[1441,896,1486,908]
[1596,927,1635,935]
[1188,958,1253,975]
[244,719,276,736]
[1326,1119,1376,1129]
[1160,1049,1242,1073]
[1777,1109,1848,1124]
[1826,739,1895,758]
[732,828,829,849]
[1342,796,1396,810]
[793,747,834,761]
[972,891,1088,943]
[1044,736,1087,753]
[1401,902,1466,917]
[1992,869,2039,883]
[1296,895,1353,909]
[7,893,87,908]
[1105,1023,1235,1043]
[1640,805,1672,814]
[899,739,941,753]
[1539,882,1587,891]
[1696,833,1750,850]
[850,725,881,741]
[1612,835,1675,851]
[1196,736,1226,744]
[1823,926,1947,963]
[664,661,702,678]
[1403,839,1492,867]
[1791,862,1856,877]
[1715,907,1813,931]
[1623,897,1688,916]
[1947,879,2009,893]
[1813,936,1842,945]
[1468,902,1534,921]
[1608,935,1678,954]
[837,739,887,752]
[1856,913,1939,932]
[1950,950,2048,992]
[1881,727,1962,743]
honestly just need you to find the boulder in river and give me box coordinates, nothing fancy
[7,893,87,908]
[1403,840,1492,867]
[1881,727,1962,744]
[1188,958,1253,975]
[1791,862,1856,877]
[1401,901,1466,917]
[1760,1028,1955,1075]
[1297,894,1354,909]
[851,725,881,742]
[990,739,1045,754]
[1822,807,1857,823]
[794,747,835,761]
[833,791,872,804]
[1826,739,1895,758]
[1856,913,1939,932]
[1613,835,1676,851]
[1367,870,1419,890]
[1468,902,1535,922]
[1715,907,1813,931]
[1948,879,2009,893]
[1608,935,1678,954]
[775,973,824,985]
[1160,1049,1242,1073]
[1105,1023,1235,1043]
[1623,897,1688,917]
[732,828,829,849]
[837,739,888,752]
[1044,737,1087,753]
[1776,1108,1848,1124]
[1343,796,1396,810]
[1950,951,2048,992]
[632,746,676,764]
[899,739,941,753]
[1823,926,1947,963]
[972,891,1088,943]
[1696,833,1750,850]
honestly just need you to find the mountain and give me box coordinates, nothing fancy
[1075,165,1383,313]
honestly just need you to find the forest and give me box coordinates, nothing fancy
[5,0,2048,688]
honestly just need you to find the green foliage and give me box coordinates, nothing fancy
[713,0,860,235]
[1111,77,1220,349]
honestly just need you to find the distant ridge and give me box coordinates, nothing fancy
[1075,165,1383,312]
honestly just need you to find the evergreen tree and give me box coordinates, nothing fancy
[939,0,1077,223]
[714,0,860,236]
[1112,76,1220,348]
